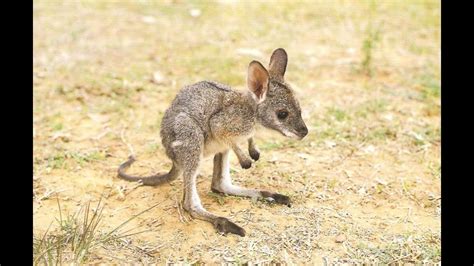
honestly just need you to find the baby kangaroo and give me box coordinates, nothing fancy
[118,48,308,236]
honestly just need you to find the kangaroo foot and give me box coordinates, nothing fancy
[213,217,246,237]
[261,191,291,207]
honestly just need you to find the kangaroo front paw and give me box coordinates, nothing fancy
[240,159,252,169]
[249,149,260,161]
[213,217,246,237]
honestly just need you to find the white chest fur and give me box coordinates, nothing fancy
[203,139,228,157]
[203,132,253,158]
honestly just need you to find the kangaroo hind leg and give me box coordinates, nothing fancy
[172,113,246,236]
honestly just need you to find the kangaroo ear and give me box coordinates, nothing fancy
[247,60,269,104]
[268,48,288,82]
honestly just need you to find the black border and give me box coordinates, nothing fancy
[1,1,34,264]
[441,0,472,264]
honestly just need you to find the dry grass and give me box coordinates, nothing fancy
[34,0,440,264]
[33,197,161,265]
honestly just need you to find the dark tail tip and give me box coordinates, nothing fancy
[127,155,136,163]
[118,155,137,176]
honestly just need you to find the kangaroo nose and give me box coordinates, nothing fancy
[298,126,308,138]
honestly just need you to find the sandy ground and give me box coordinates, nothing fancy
[34,1,440,264]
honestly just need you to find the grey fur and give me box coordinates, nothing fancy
[118,48,307,236]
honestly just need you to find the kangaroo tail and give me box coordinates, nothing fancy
[117,156,179,186]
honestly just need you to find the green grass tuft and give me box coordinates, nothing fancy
[33,197,159,265]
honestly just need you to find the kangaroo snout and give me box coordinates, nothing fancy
[297,125,308,139]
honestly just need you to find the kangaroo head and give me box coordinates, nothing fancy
[247,48,308,140]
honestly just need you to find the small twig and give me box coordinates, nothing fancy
[342,241,357,259]
[92,128,111,141]
[133,245,156,258]
[400,177,423,207]
[34,189,68,204]
[115,182,143,200]
[120,128,135,157]
[318,206,347,220]
[175,195,188,223]
[323,257,329,266]
[111,206,129,216]
[403,207,412,223]
[387,253,414,264]
[200,228,209,240]
[127,181,144,193]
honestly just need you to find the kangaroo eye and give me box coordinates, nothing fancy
[277,110,289,120]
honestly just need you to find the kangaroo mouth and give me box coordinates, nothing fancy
[260,122,306,140]
[279,128,304,140]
